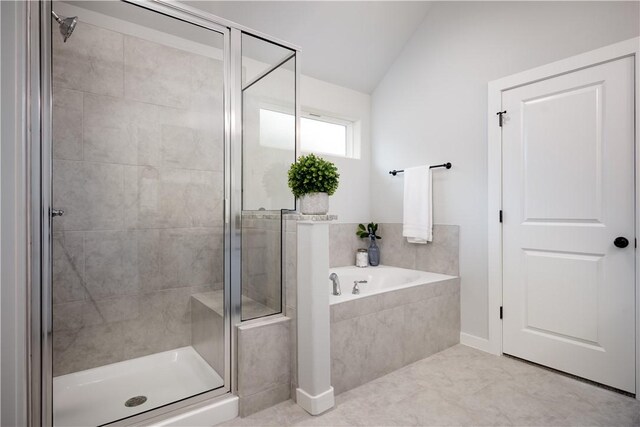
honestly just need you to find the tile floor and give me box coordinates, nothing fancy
[223,345,640,426]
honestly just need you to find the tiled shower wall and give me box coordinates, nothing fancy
[51,22,224,375]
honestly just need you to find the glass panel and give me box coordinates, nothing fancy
[50,1,226,425]
[259,109,295,150]
[241,33,296,320]
[241,34,295,86]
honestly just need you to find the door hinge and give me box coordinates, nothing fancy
[496,110,507,127]
[500,306,503,319]
[499,210,503,223]
[635,238,637,249]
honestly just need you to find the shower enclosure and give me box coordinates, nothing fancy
[30,1,298,425]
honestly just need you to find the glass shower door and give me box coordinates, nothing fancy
[50,1,228,425]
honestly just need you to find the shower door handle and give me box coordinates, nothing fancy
[51,208,65,218]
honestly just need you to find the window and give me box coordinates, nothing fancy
[301,113,353,157]
[259,107,356,158]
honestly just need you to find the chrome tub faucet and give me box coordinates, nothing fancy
[352,280,367,295]
[329,273,341,296]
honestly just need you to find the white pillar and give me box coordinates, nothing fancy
[296,220,335,415]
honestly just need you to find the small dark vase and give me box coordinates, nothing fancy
[368,236,380,266]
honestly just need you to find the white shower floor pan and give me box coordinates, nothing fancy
[53,346,224,427]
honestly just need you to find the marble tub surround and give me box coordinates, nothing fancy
[331,277,460,394]
[222,344,640,427]
[51,21,224,375]
[237,316,292,417]
[329,223,459,276]
[328,223,366,268]
[377,224,459,275]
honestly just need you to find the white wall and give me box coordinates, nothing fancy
[370,1,640,340]
[301,75,371,223]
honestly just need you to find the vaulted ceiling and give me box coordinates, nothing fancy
[186,1,432,93]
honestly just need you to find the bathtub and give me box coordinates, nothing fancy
[328,265,460,395]
[329,264,456,304]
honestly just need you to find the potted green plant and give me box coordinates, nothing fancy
[356,223,382,266]
[288,153,339,215]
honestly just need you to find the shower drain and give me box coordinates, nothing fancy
[124,396,147,407]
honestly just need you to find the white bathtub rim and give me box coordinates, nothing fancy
[328,265,458,305]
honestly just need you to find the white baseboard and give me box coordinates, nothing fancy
[296,387,335,416]
[460,332,493,354]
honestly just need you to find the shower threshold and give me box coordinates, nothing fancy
[53,346,224,426]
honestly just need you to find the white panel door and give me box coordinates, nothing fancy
[502,56,635,393]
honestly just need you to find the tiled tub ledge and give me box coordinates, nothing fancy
[329,270,460,395]
[286,214,338,221]
[241,211,338,222]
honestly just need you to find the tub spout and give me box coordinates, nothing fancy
[329,273,341,296]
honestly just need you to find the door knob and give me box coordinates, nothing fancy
[51,208,65,218]
[614,237,629,248]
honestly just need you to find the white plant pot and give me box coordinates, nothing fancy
[299,192,329,215]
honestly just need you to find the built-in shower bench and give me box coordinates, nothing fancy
[190,291,275,378]
[191,291,226,378]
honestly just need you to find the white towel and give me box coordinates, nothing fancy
[402,165,432,244]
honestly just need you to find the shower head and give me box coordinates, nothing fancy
[52,11,78,43]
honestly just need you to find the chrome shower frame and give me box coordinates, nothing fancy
[28,1,300,425]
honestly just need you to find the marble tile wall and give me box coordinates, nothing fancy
[51,22,225,376]
[329,223,459,276]
[377,224,459,276]
[328,223,367,268]
[330,277,460,394]
[237,316,292,417]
